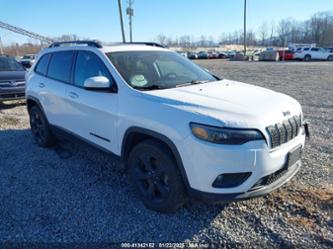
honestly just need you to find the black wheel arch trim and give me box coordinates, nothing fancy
[121,127,191,190]
[26,95,46,115]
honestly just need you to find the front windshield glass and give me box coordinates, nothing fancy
[106,51,216,90]
[23,55,34,59]
[0,57,25,71]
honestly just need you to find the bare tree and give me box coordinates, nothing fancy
[258,22,268,46]
[269,21,275,45]
[155,34,168,46]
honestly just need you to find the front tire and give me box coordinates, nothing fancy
[29,106,55,147]
[327,55,333,61]
[304,54,311,61]
[127,139,188,213]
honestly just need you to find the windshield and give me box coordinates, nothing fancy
[23,55,34,59]
[106,51,216,90]
[0,57,25,71]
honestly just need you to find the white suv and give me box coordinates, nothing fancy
[294,47,333,61]
[26,41,309,212]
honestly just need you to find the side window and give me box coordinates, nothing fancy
[47,51,74,83]
[311,48,319,51]
[74,51,112,87]
[35,54,50,75]
[303,48,309,51]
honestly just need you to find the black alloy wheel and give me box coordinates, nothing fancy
[128,139,187,212]
[29,106,55,147]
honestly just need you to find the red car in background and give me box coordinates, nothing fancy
[278,50,294,60]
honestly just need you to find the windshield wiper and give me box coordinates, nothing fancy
[132,85,165,91]
[176,80,211,88]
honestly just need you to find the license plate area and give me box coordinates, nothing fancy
[286,145,302,169]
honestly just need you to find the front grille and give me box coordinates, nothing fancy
[266,115,302,148]
[0,81,25,87]
[0,93,25,99]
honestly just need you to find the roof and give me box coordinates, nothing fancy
[46,40,168,53]
[101,44,168,53]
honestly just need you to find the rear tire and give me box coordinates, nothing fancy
[127,139,188,213]
[304,54,311,61]
[29,106,55,147]
[327,55,333,61]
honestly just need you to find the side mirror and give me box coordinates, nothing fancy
[83,76,110,90]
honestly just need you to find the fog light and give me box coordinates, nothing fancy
[212,172,252,188]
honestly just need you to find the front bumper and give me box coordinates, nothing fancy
[177,124,307,198]
[189,160,301,203]
[0,86,26,101]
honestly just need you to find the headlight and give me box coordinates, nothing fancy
[190,123,264,145]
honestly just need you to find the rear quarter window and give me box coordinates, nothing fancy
[35,54,51,75]
[47,51,74,83]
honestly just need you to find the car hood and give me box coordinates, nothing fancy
[143,79,302,128]
[0,71,26,82]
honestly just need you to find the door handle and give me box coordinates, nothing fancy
[39,83,45,88]
[69,92,79,99]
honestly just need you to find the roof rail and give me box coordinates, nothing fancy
[109,42,166,48]
[48,40,103,48]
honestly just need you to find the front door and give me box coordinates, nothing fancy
[63,51,119,153]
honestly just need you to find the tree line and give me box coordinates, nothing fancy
[155,11,333,48]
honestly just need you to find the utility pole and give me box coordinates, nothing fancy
[243,0,247,60]
[0,36,3,55]
[127,0,134,42]
[117,0,126,42]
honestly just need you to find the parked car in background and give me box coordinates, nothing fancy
[226,51,236,59]
[294,47,333,61]
[218,52,228,59]
[0,55,26,102]
[326,47,333,53]
[20,54,36,68]
[197,51,208,59]
[176,51,188,58]
[278,50,294,61]
[187,52,198,59]
[207,51,218,59]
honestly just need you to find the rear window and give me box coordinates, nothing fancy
[47,51,74,83]
[35,54,50,75]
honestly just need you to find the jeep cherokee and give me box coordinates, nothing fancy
[26,41,309,213]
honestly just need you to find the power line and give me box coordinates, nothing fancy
[0,20,53,43]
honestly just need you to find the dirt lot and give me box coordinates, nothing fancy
[0,61,332,248]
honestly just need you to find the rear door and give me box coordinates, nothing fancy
[34,51,74,127]
[318,48,328,60]
[310,48,320,59]
[63,50,119,152]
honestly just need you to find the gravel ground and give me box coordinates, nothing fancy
[0,61,332,248]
